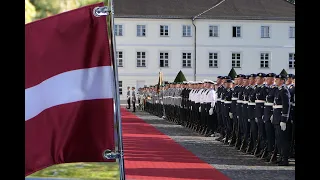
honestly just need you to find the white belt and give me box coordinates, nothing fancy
[232,98,238,100]
[237,100,243,103]
[255,100,265,103]
[221,100,225,103]
[264,102,273,106]
[224,101,232,104]
[248,102,256,106]
[242,101,248,104]
[273,105,283,109]
[217,98,221,101]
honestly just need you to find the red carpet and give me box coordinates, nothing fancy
[122,108,230,180]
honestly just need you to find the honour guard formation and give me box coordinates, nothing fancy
[137,73,295,166]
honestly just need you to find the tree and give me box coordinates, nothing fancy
[29,0,108,22]
[25,0,36,24]
[280,69,288,76]
[228,68,237,80]
[174,70,187,83]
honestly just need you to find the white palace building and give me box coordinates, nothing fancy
[113,0,295,100]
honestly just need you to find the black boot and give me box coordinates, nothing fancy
[278,158,289,166]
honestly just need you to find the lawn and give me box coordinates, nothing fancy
[27,162,120,179]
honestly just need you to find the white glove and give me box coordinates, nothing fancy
[161,101,163,105]
[209,108,213,115]
[262,115,264,120]
[229,113,233,119]
[291,120,293,123]
[248,119,250,122]
[280,122,286,131]
[270,115,273,123]
[199,106,201,112]
[191,106,192,110]
[255,118,258,123]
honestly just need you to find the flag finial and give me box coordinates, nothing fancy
[93,6,111,17]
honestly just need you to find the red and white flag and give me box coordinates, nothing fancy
[25,3,115,176]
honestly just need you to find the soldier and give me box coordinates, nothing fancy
[180,82,188,126]
[253,73,268,157]
[167,83,174,121]
[286,74,295,158]
[261,73,277,162]
[219,76,231,142]
[245,74,258,154]
[157,84,164,118]
[199,81,209,135]
[273,74,291,166]
[222,79,233,144]
[185,82,194,129]
[190,82,200,131]
[174,83,183,124]
[239,75,251,152]
[126,86,131,109]
[216,76,226,141]
[234,74,245,148]
[229,76,241,146]
[205,80,217,136]
[131,86,136,112]
[193,82,204,133]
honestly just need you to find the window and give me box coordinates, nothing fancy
[116,51,123,67]
[114,25,123,36]
[182,52,192,67]
[209,25,219,37]
[289,53,295,69]
[159,52,169,67]
[160,25,169,36]
[136,51,146,67]
[260,53,270,68]
[261,26,270,38]
[289,27,295,38]
[119,81,123,95]
[137,25,146,37]
[183,25,192,37]
[232,26,241,37]
[209,52,218,68]
[231,53,241,68]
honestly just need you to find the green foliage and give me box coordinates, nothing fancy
[25,0,36,24]
[228,68,237,80]
[27,162,119,179]
[280,69,288,76]
[174,70,187,83]
[28,0,109,22]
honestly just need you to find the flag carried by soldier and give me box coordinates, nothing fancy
[156,71,163,94]
[25,3,115,176]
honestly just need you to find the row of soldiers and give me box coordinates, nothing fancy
[139,73,295,166]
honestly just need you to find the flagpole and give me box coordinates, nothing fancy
[93,2,126,180]
[109,0,126,179]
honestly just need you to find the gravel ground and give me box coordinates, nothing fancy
[133,110,295,180]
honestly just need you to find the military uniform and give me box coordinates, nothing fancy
[262,73,278,162]
[246,74,258,154]
[240,75,251,151]
[131,88,136,112]
[126,88,131,109]
[254,73,268,157]
[205,81,217,135]
[286,74,295,158]
[222,79,233,144]
[273,74,291,166]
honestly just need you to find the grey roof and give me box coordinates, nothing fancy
[114,0,295,21]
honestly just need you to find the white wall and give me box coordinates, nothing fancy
[114,18,295,100]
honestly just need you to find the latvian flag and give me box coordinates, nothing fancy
[25,3,115,176]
